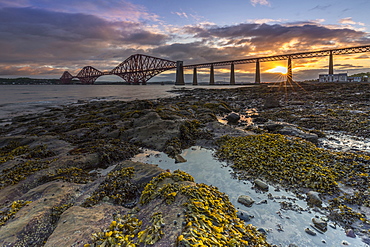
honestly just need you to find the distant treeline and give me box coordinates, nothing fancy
[0,77,60,85]
[349,72,370,78]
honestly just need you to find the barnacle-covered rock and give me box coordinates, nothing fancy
[0,181,80,246]
[82,167,139,207]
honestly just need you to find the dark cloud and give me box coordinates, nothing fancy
[0,7,168,66]
[149,42,252,64]
[309,5,332,11]
[334,63,363,68]
[182,22,370,53]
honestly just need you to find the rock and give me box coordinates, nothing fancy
[257,228,268,235]
[277,126,319,144]
[305,228,317,236]
[312,218,327,232]
[262,121,318,143]
[264,96,280,108]
[254,179,269,190]
[306,191,322,206]
[44,204,127,247]
[174,154,187,163]
[236,210,251,222]
[329,223,336,229]
[123,118,183,151]
[253,117,268,124]
[237,195,255,207]
[0,181,81,246]
[345,229,356,238]
[225,112,240,124]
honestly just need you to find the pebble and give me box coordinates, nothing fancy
[254,179,269,190]
[305,227,317,236]
[345,229,356,238]
[306,191,322,206]
[237,195,255,207]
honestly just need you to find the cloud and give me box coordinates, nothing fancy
[0,0,159,22]
[181,21,370,55]
[247,18,287,24]
[339,17,365,26]
[250,0,270,7]
[309,5,331,11]
[334,63,364,69]
[173,12,189,19]
[0,7,168,65]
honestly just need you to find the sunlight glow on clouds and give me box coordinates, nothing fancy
[339,17,365,26]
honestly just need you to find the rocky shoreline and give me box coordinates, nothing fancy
[0,82,369,246]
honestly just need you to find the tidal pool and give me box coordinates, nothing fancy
[132,146,368,246]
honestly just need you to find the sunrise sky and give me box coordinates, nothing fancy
[1,0,370,82]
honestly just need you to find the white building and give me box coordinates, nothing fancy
[319,73,348,83]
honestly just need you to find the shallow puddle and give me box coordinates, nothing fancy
[132,146,368,246]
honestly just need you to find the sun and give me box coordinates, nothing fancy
[266,66,287,74]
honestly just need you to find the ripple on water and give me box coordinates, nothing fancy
[132,146,367,247]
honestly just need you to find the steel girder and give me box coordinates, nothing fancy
[76,66,104,84]
[110,54,176,84]
[60,71,74,84]
[183,45,370,68]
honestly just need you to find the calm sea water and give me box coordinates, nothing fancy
[0,84,240,123]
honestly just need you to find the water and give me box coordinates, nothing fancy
[319,131,370,153]
[132,146,368,247]
[0,84,239,124]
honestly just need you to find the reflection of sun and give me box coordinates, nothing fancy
[266,66,287,74]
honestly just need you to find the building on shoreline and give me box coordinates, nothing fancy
[319,73,366,83]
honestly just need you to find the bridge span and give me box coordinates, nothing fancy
[60,45,370,85]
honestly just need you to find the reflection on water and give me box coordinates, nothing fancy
[319,131,370,153]
[132,146,367,246]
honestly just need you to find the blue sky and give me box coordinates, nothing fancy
[0,0,369,82]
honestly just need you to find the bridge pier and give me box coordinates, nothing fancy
[286,56,293,84]
[210,65,215,85]
[175,61,185,85]
[255,59,261,83]
[230,63,235,85]
[193,67,198,85]
[329,51,334,74]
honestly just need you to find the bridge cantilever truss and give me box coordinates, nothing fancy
[110,54,176,84]
[60,44,370,85]
[60,54,176,84]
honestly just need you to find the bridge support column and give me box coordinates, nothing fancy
[255,59,261,83]
[210,65,215,85]
[329,51,334,74]
[286,56,293,84]
[175,61,185,85]
[193,67,198,85]
[230,63,235,85]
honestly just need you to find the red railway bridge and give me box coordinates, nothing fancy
[60,45,370,85]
